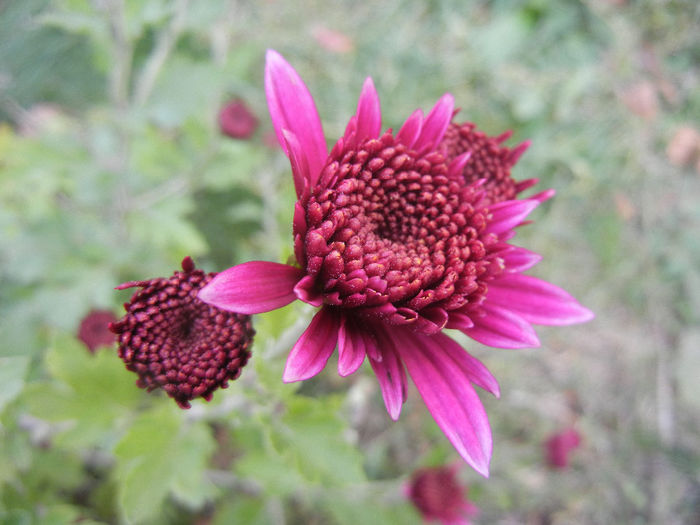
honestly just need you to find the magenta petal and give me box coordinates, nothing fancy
[448,151,471,178]
[413,93,454,151]
[463,303,540,349]
[530,188,556,203]
[282,130,310,199]
[432,332,500,398]
[396,108,423,149]
[487,274,595,326]
[515,177,539,193]
[293,275,324,306]
[337,315,367,377]
[446,310,475,330]
[283,307,340,382]
[484,199,539,236]
[198,261,303,314]
[265,50,327,185]
[508,139,531,164]
[369,325,407,421]
[501,246,542,273]
[353,77,381,145]
[393,329,492,477]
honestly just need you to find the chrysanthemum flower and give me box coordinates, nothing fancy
[440,121,545,206]
[110,257,254,409]
[77,309,118,352]
[544,427,582,469]
[406,465,478,525]
[199,50,593,475]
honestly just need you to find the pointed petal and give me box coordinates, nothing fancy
[396,108,423,149]
[342,115,358,143]
[515,177,539,193]
[282,129,310,199]
[530,188,556,203]
[293,275,324,306]
[508,140,530,164]
[501,246,542,273]
[414,307,449,335]
[495,129,513,143]
[369,325,407,421]
[463,303,540,349]
[393,329,492,476]
[283,307,340,382]
[353,77,381,145]
[337,315,366,377]
[198,261,302,314]
[447,151,471,178]
[432,332,500,398]
[487,274,595,326]
[484,199,539,236]
[413,93,454,151]
[446,310,474,330]
[265,50,327,184]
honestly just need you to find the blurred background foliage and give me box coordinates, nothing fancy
[1,0,699,523]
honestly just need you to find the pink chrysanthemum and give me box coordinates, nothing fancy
[110,257,254,409]
[407,465,478,525]
[544,427,582,469]
[77,309,118,352]
[199,50,593,476]
[440,121,545,206]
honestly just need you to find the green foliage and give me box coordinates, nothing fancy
[0,357,30,415]
[1,0,699,522]
[113,406,216,523]
[24,335,144,449]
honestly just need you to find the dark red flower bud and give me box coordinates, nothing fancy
[218,99,259,140]
[407,465,478,524]
[110,257,254,409]
[544,427,582,469]
[77,309,118,352]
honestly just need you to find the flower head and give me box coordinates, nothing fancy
[199,51,593,475]
[218,99,259,140]
[77,309,118,352]
[440,121,541,205]
[110,257,254,409]
[407,465,478,525]
[544,427,582,469]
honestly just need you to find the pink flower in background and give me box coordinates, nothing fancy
[200,50,593,476]
[218,99,259,139]
[312,25,355,54]
[544,427,582,469]
[110,257,254,409]
[77,309,118,352]
[407,465,478,525]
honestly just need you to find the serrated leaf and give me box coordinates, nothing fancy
[212,497,270,525]
[322,493,421,525]
[114,406,216,524]
[275,396,367,486]
[0,356,30,414]
[24,334,143,448]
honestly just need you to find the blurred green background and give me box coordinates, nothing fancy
[1,0,699,523]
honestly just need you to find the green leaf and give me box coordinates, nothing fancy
[212,497,270,525]
[23,334,143,448]
[279,396,367,485]
[114,406,216,524]
[0,356,30,414]
[321,493,421,525]
[235,396,367,493]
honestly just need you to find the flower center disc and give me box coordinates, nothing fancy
[304,132,492,314]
